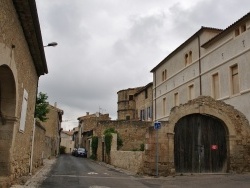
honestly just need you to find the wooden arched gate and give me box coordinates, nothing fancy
[174,114,228,173]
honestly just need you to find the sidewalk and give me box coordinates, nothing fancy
[11,158,57,188]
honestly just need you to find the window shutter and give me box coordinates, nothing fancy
[19,89,28,132]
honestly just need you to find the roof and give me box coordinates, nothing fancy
[117,86,144,93]
[134,82,153,96]
[202,12,250,48]
[62,131,73,136]
[150,27,222,73]
[13,0,48,76]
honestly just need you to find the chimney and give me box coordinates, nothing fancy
[54,102,57,107]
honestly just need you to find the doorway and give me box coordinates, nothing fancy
[174,114,227,173]
[0,65,16,176]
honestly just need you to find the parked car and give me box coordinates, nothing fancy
[75,148,87,158]
[72,148,77,156]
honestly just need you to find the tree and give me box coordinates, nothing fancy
[35,92,49,122]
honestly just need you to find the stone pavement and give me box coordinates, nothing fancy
[11,158,57,188]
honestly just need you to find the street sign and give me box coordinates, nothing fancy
[154,121,161,130]
[211,145,218,150]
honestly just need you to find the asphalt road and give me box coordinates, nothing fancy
[40,155,250,188]
[40,154,153,188]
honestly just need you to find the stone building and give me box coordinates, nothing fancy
[61,130,74,154]
[0,0,48,186]
[117,82,153,121]
[134,82,153,121]
[41,104,63,158]
[77,112,111,156]
[145,12,250,175]
[117,87,142,120]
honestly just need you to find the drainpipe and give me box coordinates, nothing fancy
[154,72,157,121]
[198,35,202,96]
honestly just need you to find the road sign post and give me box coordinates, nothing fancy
[154,121,161,177]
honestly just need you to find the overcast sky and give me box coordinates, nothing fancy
[36,0,249,131]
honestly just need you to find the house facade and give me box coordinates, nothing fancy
[0,0,48,186]
[61,131,74,154]
[41,104,63,158]
[134,82,153,121]
[77,112,111,156]
[117,83,153,121]
[146,12,250,175]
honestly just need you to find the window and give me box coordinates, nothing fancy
[241,24,246,33]
[235,28,240,36]
[189,51,192,64]
[147,107,152,119]
[162,69,167,82]
[231,64,239,95]
[129,95,133,100]
[174,92,179,106]
[212,73,219,99]
[235,23,246,37]
[126,116,130,120]
[188,84,194,100]
[162,71,165,81]
[163,98,166,116]
[185,51,193,66]
[140,109,145,120]
[185,54,188,66]
[145,89,148,99]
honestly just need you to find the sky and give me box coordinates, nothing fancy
[36,0,249,131]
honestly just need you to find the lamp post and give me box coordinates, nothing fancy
[44,42,58,47]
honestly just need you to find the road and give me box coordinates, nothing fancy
[39,154,250,188]
[40,154,155,188]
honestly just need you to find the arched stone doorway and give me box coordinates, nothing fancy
[0,65,16,176]
[174,114,228,173]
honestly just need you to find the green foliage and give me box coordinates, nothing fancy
[140,143,145,151]
[60,146,66,154]
[104,127,115,135]
[91,136,98,160]
[103,128,123,150]
[104,132,113,155]
[35,92,49,122]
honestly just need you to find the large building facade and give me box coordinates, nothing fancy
[0,0,48,186]
[146,12,250,174]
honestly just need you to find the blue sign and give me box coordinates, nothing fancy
[154,121,161,129]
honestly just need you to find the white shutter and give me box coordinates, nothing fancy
[19,89,28,132]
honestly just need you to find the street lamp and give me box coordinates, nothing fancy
[44,42,58,47]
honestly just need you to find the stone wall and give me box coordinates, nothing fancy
[32,122,46,173]
[109,133,144,174]
[41,105,63,158]
[93,120,151,162]
[0,0,41,186]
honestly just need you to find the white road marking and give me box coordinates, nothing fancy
[88,172,98,175]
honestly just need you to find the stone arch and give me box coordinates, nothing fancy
[167,96,250,173]
[0,64,16,177]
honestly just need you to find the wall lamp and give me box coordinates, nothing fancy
[44,42,58,47]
